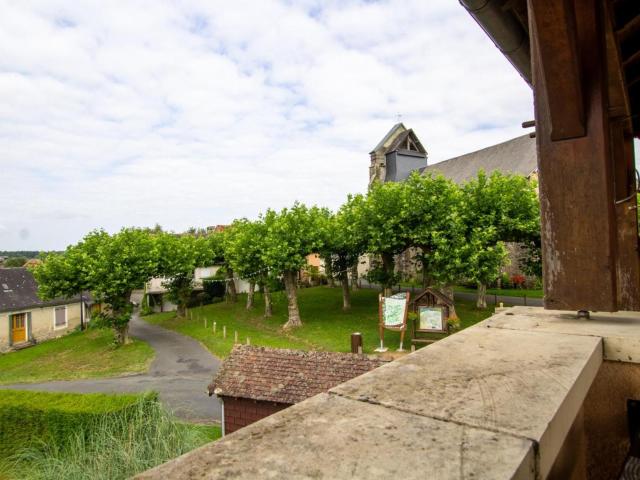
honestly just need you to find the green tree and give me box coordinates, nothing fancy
[156,234,210,317]
[261,203,328,328]
[321,195,368,310]
[224,219,272,315]
[33,229,159,344]
[404,172,466,317]
[404,173,465,286]
[202,231,238,304]
[359,181,411,295]
[461,171,540,308]
[3,257,28,267]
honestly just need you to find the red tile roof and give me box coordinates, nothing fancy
[209,345,387,404]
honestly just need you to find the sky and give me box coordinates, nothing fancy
[0,0,537,251]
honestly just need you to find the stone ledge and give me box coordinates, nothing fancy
[485,306,640,363]
[136,307,636,479]
[136,393,535,480]
[330,324,602,478]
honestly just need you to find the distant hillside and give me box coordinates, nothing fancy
[0,251,40,259]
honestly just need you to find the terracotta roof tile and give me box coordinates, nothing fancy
[209,345,387,404]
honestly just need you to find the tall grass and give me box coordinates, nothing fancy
[7,397,217,480]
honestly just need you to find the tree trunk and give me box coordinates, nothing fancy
[381,252,395,297]
[341,272,351,310]
[351,264,359,290]
[114,321,130,345]
[442,285,459,320]
[226,269,238,303]
[476,282,488,309]
[263,283,273,318]
[325,261,335,287]
[246,281,255,310]
[283,270,302,328]
[177,302,187,318]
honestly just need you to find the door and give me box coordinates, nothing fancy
[11,313,26,344]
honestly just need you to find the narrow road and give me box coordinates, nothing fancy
[1,313,222,423]
[453,291,543,307]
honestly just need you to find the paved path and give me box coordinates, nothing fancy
[1,313,222,423]
[453,291,543,307]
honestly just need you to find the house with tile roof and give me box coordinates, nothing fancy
[0,268,91,352]
[209,345,387,435]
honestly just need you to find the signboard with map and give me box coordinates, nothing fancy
[383,295,409,327]
[376,292,410,352]
[418,306,446,333]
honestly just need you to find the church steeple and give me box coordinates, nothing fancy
[368,124,427,188]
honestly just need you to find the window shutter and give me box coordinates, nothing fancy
[27,312,32,341]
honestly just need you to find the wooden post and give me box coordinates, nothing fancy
[234,331,238,344]
[213,321,216,334]
[528,0,640,311]
[351,333,363,354]
[223,326,226,339]
[246,337,250,345]
[204,318,207,329]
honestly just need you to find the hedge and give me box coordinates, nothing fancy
[0,390,157,459]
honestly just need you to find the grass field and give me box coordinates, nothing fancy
[454,285,544,298]
[0,390,220,480]
[0,328,154,385]
[145,286,495,358]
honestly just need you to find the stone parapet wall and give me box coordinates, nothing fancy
[137,307,640,479]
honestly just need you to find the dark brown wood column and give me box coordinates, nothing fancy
[529,0,640,311]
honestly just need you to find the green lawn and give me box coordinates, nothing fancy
[454,285,544,298]
[144,286,495,358]
[0,328,154,385]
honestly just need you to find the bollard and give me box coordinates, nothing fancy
[234,331,238,343]
[499,302,504,308]
[351,332,363,354]
[246,337,250,345]
[223,326,226,339]
[411,344,416,352]
[213,322,216,334]
[205,318,207,329]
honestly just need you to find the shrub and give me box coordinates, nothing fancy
[0,390,151,460]
[202,277,225,300]
[511,274,526,288]
[2,391,218,480]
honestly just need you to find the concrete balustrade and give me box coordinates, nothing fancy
[136,307,640,479]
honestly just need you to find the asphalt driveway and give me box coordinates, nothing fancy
[0,312,222,423]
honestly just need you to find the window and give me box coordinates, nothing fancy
[54,306,67,329]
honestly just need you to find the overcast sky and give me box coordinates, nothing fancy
[1,0,537,251]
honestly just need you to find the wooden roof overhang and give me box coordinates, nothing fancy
[461,0,640,137]
[461,0,640,312]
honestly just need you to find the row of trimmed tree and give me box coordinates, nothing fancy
[33,170,539,344]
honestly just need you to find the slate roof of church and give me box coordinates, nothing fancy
[421,134,537,184]
[209,345,387,404]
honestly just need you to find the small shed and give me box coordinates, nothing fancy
[410,288,455,341]
[208,345,387,435]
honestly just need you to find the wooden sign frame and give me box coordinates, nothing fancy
[376,291,410,352]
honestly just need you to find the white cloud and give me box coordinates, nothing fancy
[0,0,534,250]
